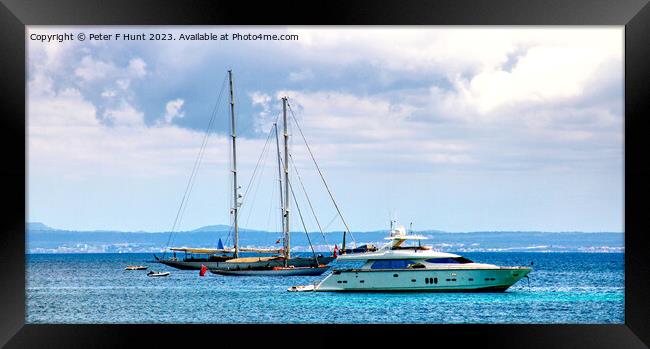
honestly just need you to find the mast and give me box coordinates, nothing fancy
[228,70,240,258]
[274,123,285,254]
[282,97,290,265]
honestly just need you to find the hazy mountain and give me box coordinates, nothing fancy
[26,222,53,231]
[25,223,624,254]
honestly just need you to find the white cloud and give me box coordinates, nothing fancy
[163,98,185,124]
[28,84,271,178]
[75,55,116,81]
[288,69,314,82]
[250,92,274,132]
[28,26,623,178]
[128,57,147,78]
[104,102,144,126]
[101,89,117,98]
[116,79,130,90]
[251,90,473,170]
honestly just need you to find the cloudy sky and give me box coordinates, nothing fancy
[27,26,623,233]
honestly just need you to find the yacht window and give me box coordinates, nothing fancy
[425,257,474,264]
[434,277,438,284]
[370,260,418,269]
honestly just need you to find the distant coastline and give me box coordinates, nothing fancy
[26,222,624,254]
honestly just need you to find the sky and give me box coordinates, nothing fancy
[26,26,624,233]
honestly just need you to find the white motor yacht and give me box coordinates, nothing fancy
[312,226,532,292]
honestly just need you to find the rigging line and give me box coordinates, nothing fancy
[282,155,319,262]
[243,126,273,228]
[289,153,332,252]
[164,73,228,253]
[169,77,227,247]
[322,213,339,232]
[286,101,356,245]
[240,121,276,209]
[273,122,286,246]
[264,164,278,246]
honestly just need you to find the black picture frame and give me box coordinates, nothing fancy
[1,0,648,347]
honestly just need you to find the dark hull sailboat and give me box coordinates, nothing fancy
[154,253,233,270]
[156,254,334,271]
[211,266,329,276]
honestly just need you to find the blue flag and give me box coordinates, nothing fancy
[217,238,224,250]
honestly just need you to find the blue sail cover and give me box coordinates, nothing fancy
[217,238,224,250]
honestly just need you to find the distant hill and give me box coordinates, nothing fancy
[25,222,624,254]
[26,222,53,231]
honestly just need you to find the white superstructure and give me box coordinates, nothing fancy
[313,225,532,292]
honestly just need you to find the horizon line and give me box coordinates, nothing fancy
[26,222,624,234]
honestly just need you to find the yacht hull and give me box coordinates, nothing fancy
[156,255,335,271]
[314,267,532,292]
[211,266,329,276]
[154,254,232,270]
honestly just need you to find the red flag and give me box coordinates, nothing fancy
[275,239,281,244]
[333,244,339,258]
[199,264,207,276]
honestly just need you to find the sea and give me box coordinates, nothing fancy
[26,252,624,324]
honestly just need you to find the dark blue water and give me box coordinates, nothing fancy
[26,252,624,324]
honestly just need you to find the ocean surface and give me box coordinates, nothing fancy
[26,252,624,324]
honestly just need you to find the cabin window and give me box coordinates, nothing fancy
[370,260,418,269]
[393,274,399,277]
[411,279,416,282]
[425,278,429,284]
[434,277,438,284]
[360,280,365,283]
[425,257,474,264]
[469,278,474,281]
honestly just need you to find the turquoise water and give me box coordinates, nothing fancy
[26,252,624,324]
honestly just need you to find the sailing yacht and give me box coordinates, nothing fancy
[156,71,335,271]
[305,224,532,292]
[210,97,331,276]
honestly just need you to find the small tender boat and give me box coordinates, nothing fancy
[147,271,170,277]
[125,265,148,270]
[211,265,329,276]
[287,284,315,292]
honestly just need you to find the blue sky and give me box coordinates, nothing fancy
[27,27,624,233]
